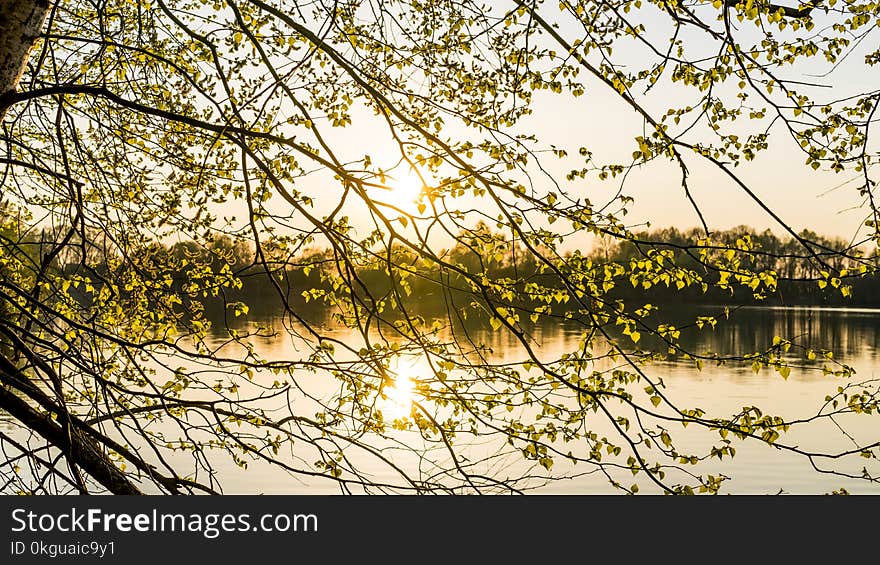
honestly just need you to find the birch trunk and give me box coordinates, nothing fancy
[0,0,50,119]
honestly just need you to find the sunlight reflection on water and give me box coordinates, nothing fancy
[210,305,880,494]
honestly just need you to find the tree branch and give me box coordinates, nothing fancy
[724,0,821,18]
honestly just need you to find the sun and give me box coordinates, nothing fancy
[370,168,428,218]
[391,172,424,207]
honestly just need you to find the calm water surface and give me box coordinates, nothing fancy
[209,305,880,494]
[3,306,879,494]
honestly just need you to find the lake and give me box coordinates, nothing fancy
[2,305,879,494]
[199,304,880,495]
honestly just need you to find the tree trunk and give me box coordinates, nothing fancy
[0,0,51,119]
[0,383,144,494]
[0,354,143,494]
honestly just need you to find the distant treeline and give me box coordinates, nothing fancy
[592,226,874,307]
[54,225,880,324]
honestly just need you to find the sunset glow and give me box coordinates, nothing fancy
[391,172,424,209]
[381,375,415,420]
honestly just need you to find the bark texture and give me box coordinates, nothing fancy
[0,354,144,494]
[0,0,50,118]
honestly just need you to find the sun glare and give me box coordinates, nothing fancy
[392,172,424,207]
[379,355,427,420]
[381,375,415,420]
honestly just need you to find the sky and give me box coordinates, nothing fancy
[193,2,878,258]
[493,5,878,249]
[290,4,876,256]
